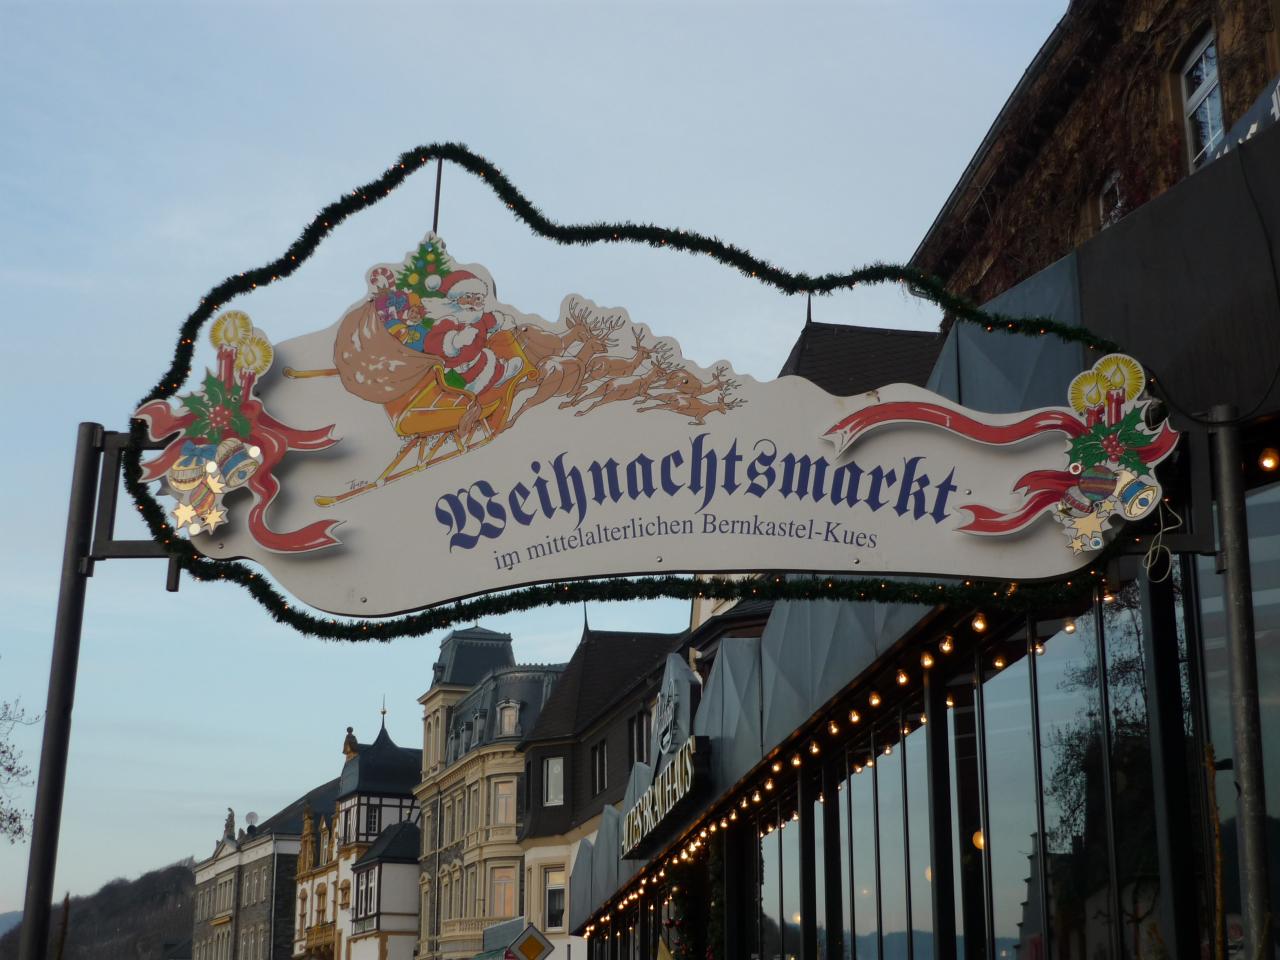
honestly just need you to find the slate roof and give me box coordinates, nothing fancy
[337,725,422,800]
[432,625,516,687]
[523,627,684,743]
[778,321,942,396]
[443,662,566,765]
[254,776,341,837]
[353,820,420,868]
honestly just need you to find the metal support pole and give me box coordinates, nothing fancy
[18,422,103,960]
[1211,404,1273,958]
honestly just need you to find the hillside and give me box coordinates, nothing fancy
[0,861,193,960]
[0,917,18,940]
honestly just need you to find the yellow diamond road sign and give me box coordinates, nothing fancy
[510,924,553,960]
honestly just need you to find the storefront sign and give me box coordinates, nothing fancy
[620,735,703,858]
[137,232,1178,617]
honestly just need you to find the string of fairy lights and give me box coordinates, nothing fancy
[123,143,1147,640]
[582,595,1100,941]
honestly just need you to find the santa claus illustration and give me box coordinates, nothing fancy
[421,271,523,395]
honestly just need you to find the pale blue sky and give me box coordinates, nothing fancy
[0,0,1066,912]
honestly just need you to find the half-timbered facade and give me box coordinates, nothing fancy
[293,723,421,960]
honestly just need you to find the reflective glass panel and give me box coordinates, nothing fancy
[761,800,783,960]
[781,791,803,960]
[1035,611,1115,957]
[980,631,1040,959]
[1197,481,1280,945]
[904,711,933,956]
[1103,581,1165,957]
[814,787,829,960]
[851,747,879,958]
[877,728,909,955]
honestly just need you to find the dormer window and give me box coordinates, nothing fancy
[498,703,519,736]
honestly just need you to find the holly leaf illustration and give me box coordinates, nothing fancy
[231,412,251,439]
[203,373,227,407]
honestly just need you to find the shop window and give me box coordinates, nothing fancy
[494,779,516,825]
[1197,482,1280,951]
[591,741,608,795]
[876,725,909,951]
[904,709,933,957]
[544,756,565,806]
[779,791,803,960]
[976,627,1040,956]
[812,784,828,960]
[948,680,986,956]
[758,799,783,960]
[845,745,880,957]
[1182,30,1225,169]
[1103,581,1168,957]
[545,867,566,930]
[1036,610,1116,957]
[490,865,517,917]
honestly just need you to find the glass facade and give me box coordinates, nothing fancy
[585,484,1280,960]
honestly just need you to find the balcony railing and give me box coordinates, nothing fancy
[441,917,493,937]
[305,921,335,949]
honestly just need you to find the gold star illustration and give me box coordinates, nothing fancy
[1070,536,1087,555]
[173,502,197,526]
[1095,497,1118,517]
[205,475,226,495]
[1070,510,1108,539]
[202,508,226,532]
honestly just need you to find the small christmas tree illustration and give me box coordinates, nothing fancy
[395,237,452,300]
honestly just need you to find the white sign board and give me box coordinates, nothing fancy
[137,233,1177,617]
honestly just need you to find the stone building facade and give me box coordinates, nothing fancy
[415,626,565,960]
[192,779,339,960]
[912,0,1280,306]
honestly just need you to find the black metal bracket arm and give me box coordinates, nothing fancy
[87,429,180,590]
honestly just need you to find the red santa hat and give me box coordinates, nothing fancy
[440,270,489,300]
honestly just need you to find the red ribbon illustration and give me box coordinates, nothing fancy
[824,400,1178,536]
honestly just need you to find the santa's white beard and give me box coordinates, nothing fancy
[452,306,484,326]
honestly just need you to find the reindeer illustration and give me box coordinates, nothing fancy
[512,301,598,366]
[636,386,746,425]
[571,344,676,417]
[655,362,734,399]
[508,307,626,426]
[580,327,660,384]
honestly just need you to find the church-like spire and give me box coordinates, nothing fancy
[380,695,387,730]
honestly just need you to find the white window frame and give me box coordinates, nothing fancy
[543,756,564,806]
[498,702,519,736]
[493,778,516,825]
[544,866,566,931]
[489,864,517,918]
[1181,29,1224,169]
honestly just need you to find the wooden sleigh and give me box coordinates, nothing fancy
[284,330,537,506]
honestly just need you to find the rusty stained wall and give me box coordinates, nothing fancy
[929,0,1278,307]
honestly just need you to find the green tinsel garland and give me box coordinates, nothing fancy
[121,142,1131,642]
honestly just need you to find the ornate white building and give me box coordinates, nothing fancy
[293,723,421,960]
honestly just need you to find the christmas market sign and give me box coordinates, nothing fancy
[135,232,1178,617]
